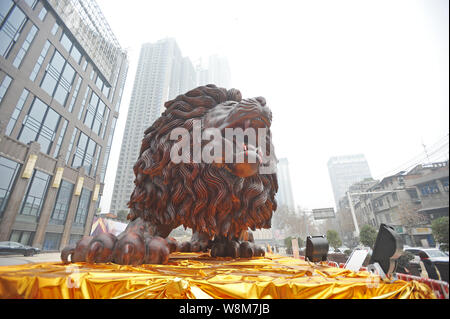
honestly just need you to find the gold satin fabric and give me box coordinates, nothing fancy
[0,253,436,299]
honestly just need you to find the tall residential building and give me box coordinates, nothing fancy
[327,154,372,209]
[275,158,295,210]
[0,0,128,250]
[110,39,197,215]
[196,54,231,88]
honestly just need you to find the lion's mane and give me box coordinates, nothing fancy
[127,84,278,239]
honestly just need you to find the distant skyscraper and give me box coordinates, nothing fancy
[327,154,372,208]
[110,38,196,214]
[276,158,296,210]
[196,55,231,88]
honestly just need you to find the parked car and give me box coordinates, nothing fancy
[335,246,350,254]
[404,247,449,282]
[0,241,41,256]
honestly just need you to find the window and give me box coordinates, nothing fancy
[419,181,440,196]
[77,86,91,120]
[441,178,449,192]
[9,230,34,245]
[392,192,398,201]
[0,156,21,217]
[18,96,62,155]
[73,188,91,226]
[37,6,47,21]
[30,40,51,81]
[20,170,51,218]
[84,91,109,135]
[42,232,61,251]
[68,76,82,113]
[49,180,74,225]
[101,117,116,182]
[59,32,82,64]
[0,74,12,104]
[407,188,419,199]
[5,89,29,136]
[0,1,14,25]
[52,118,68,158]
[40,50,76,106]
[65,127,78,164]
[51,22,58,35]
[71,132,99,175]
[69,234,83,246]
[0,4,27,58]
[12,24,38,68]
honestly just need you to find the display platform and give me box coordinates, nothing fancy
[0,252,438,299]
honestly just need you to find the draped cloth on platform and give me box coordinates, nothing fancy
[0,253,436,299]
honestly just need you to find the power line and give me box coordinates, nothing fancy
[374,133,449,179]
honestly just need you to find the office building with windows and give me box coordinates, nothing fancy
[109,38,197,215]
[0,0,128,251]
[327,154,373,209]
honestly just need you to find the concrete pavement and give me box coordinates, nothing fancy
[0,252,61,266]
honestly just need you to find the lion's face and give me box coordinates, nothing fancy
[203,97,273,178]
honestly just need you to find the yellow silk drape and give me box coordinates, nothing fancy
[0,253,436,299]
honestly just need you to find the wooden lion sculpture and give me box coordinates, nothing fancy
[62,84,278,265]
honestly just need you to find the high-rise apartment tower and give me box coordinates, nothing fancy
[327,154,372,209]
[109,39,196,215]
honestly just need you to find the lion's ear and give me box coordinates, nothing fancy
[226,88,242,102]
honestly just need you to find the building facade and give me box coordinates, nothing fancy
[349,161,449,247]
[327,154,373,209]
[275,158,295,211]
[0,0,128,251]
[109,38,197,215]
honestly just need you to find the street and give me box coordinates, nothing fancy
[0,252,61,266]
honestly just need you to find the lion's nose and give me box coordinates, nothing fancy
[255,97,266,106]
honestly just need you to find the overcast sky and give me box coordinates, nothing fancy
[97,0,449,213]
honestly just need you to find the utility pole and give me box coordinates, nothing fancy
[347,191,360,237]
[346,189,407,238]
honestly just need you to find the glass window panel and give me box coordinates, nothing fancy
[43,108,60,131]
[74,188,91,226]
[77,132,88,150]
[20,170,50,217]
[70,46,81,64]
[30,40,51,81]
[51,22,58,35]
[61,63,75,84]
[84,111,94,128]
[60,33,72,52]
[28,98,47,122]
[12,24,38,68]
[0,1,14,25]
[0,6,27,57]
[50,50,65,73]
[53,84,69,106]
[37,7,47,21]
[0,74,12,104]
[40,72,58,96]
[0,156,21,217]
[43,232,61,251]
[96,76,103,90]
[50,180,73,224]
[36,134,51,154]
